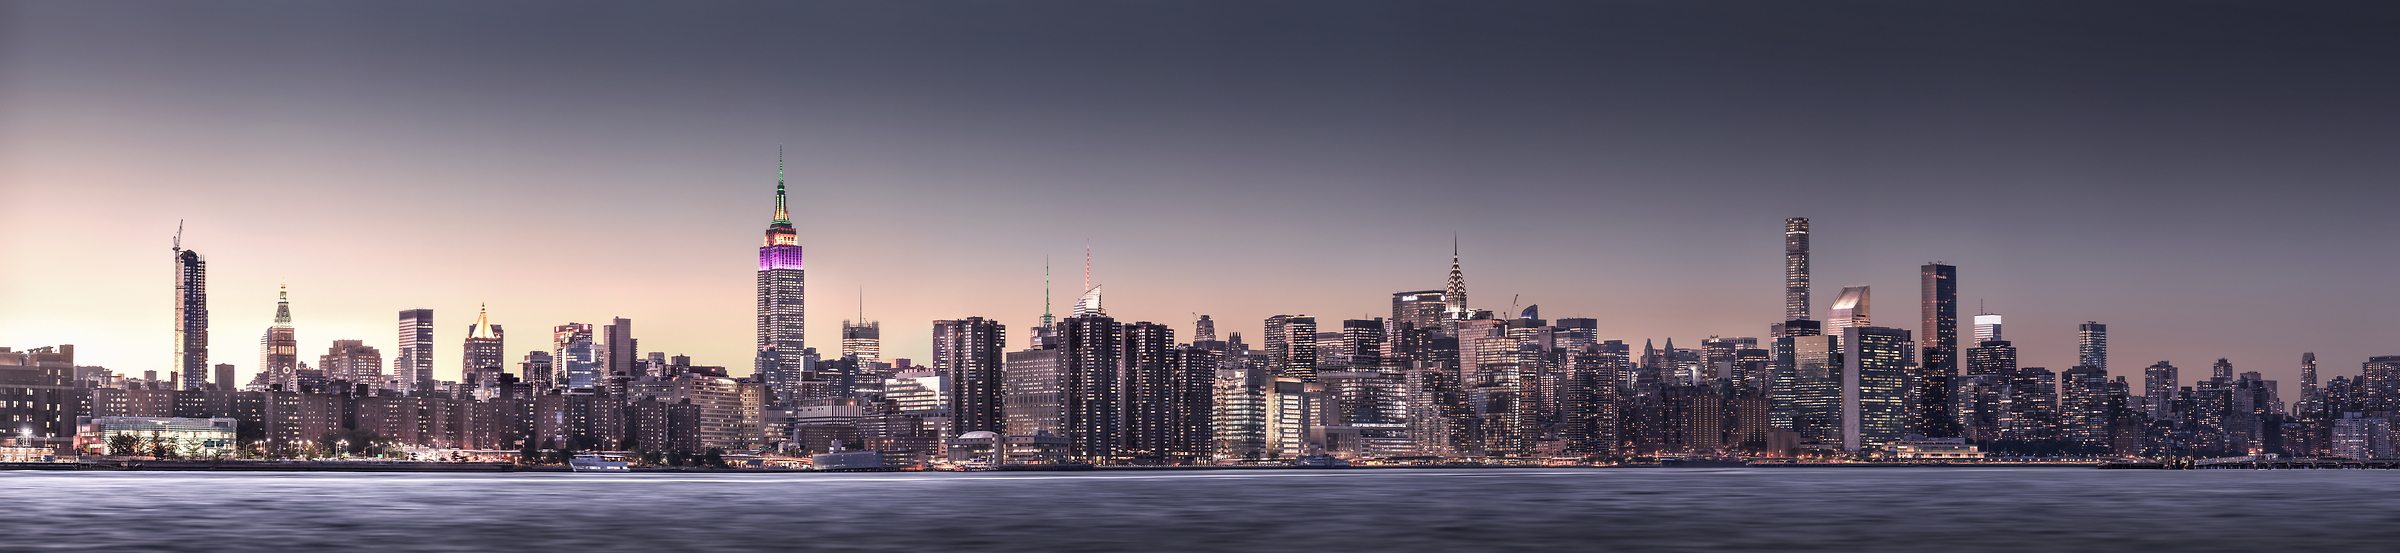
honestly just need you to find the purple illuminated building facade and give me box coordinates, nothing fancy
[757,153,807,385]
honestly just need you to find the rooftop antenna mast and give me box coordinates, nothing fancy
[1040,256,1054,326]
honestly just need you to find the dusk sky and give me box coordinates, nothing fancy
[3,1,2394,390]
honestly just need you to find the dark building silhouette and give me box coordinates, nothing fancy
[1916,263,1959,438]
[934,317,1006,435]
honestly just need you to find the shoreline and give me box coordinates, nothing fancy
[0,460,2139,473]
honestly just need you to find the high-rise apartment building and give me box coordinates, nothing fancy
[2143,361,2179,421]
[259,286,298,391]
[1842,326,1910,450]
[1122,321,1205,464]
[2211,358,2234,381]
[1826,286,1869,333]
[2359,356,2400,414]
[521,350,555,391]
[2060,365,2112,448]
[1916,263,1958,437]
[1965,340,2017,376]
[462,305,505,394]
[757,153,807,392]
[1057,314,1122,460]
[2007,367,2060,442]
[1785,217,1811,321]
[2077,322,2108,372]
[934,317,1006,435]
[397,308,434,391]
[172,238,209,390]
[318,340,382,384]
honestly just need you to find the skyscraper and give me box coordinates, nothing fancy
[1785,217,1811,321]
[1122,321,1204,464]
[1789,334,1842,445]
[172,231,208,390]
[1965,340,2017,376]
[1916,263,1958,437]
[1842,326,1910,450]
[397,308,434,391]
[318,339,382,384]
[1004,346,1066,437]
[2143,361,2179,421]
[259,285,298,391]
[1263,315,1318,382]
[1340,319,1385,369]
[1390,290,1447,329]
[1973,313,2003,344]
[1769,319,1822,430]
[551,323,593,391]
[2212,358,2234,381]
[1444,239,1469,320]
[2077,322,2108,372]
[1034,258,1058,349]
[562,339,600,390]
[2060,365,2111,448]
[1057,313,1121,460]
[842,320,880,368]
[934,317,1006,435]
[1069,243,1103,318]
[522,350,555,391]
[2298,352,2321,414]
[1826,286,1870,333]
[603,317,637,383]
[462,305,505,395]
[757,151,807,390]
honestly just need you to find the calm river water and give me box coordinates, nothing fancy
[4,468,2397,551]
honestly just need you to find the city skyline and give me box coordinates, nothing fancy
[4,2,2397,390]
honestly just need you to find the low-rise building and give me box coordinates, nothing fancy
[1886,435,1985,460]
[75,416,239,457]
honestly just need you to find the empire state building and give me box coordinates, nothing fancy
[757,154,806,381]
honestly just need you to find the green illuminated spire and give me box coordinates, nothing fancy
[772,146,790,225]
[1040,256,1054,326]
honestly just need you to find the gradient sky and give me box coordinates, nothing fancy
[3,1,2395,392]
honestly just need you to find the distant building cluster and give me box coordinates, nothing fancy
[6,177,2398,466]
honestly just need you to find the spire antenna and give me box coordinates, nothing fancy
[771,146,790,225]
[1084,240,1092,293]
